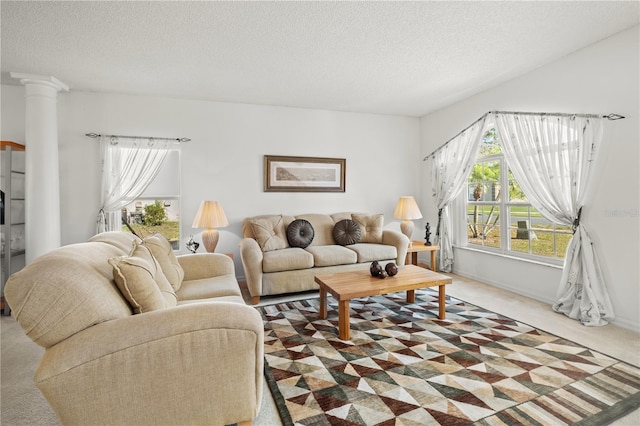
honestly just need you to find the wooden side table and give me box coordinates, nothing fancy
[405,241,439,272]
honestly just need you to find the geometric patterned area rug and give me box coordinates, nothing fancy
[258,289,640,425]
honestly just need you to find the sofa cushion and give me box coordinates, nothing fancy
[177,275,242,301]
[250,215,289,251]
[142,233,185,291]
[333,219,362,246]
[352,213,384,243]
[286,219,315,248]
[292,214,335,246]
[177,295,246,305]
[304,245,357,267]
[262,248,314,273]
[347,243,397,263]
[109,243,177,314]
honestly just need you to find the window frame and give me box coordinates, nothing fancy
[466,153,503,250]
[461,130,566,267]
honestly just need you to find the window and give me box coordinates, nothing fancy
[464,128,572,262]
[121,150,181,250]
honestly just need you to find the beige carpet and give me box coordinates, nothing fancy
[2,273,639,425]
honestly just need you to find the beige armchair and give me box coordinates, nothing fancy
[5,232,263,426]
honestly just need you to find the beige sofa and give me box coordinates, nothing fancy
[5,231,263,426]
[240,212,410,304]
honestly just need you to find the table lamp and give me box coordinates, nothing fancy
[393,196,422,246]
[191,200,229,252]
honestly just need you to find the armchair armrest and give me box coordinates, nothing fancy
[177,252,234,281]
[382,230,410,266]
[35,303,264,426]
[239,238,264,302]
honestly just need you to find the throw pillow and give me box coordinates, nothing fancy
[142,233,185,291]
[333,219,361,246]
[352,213,384,243]
[286,219,315,248]
[250,215,289,252]
[109,243,177,314]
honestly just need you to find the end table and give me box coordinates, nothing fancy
[405,241,439,272]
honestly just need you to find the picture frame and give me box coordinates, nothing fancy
[264,155,346,192]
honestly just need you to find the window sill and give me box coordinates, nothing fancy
[453,245,564,270]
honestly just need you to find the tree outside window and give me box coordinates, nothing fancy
[121,199,180,249]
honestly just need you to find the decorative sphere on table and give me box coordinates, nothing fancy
[370,261,382,277]
[385,262,398,276]
[370,261,383,277]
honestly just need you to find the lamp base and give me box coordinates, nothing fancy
[400,220,414,246]
[202,229,220,253]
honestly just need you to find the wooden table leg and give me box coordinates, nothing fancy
[338,300,350,340]
[438,285,446,319]
[407,289,415,303]
[431,251,437,272]
[319,286,327,319]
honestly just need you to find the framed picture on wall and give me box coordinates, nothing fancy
[264,155,346,192]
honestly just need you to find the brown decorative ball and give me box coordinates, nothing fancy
[370,261,383,277]
[385,262,398,276]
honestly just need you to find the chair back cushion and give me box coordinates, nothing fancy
[5,235,137,348]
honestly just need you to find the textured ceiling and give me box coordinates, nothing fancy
[1,1,638,117]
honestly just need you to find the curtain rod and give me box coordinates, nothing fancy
[422,111,625,161]
[85,132,190,143]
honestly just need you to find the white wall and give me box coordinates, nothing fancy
[1,86,421,277]
[420,26,640,330]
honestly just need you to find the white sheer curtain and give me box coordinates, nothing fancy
[494,113,614,326]
[96,136,172,233]
[431,116,487,272]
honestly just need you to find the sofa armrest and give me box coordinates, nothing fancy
[239,238,264,301]
[35,303,264,426]
[382,230,410,266]
[177,252,234,281]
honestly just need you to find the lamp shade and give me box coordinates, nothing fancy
[192,201,229,229]
[393,196,423,220]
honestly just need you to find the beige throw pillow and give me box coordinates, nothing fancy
[109,243,177,314]
[142,233,185,291]
[250,215,289,252]
[352,214,384,243]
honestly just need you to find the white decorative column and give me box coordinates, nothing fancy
[10,73,68,263]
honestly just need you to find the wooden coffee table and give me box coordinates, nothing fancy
[315,264,452,340]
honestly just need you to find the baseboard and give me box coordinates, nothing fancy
[452,269,639,331]
[452,268,556,306]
